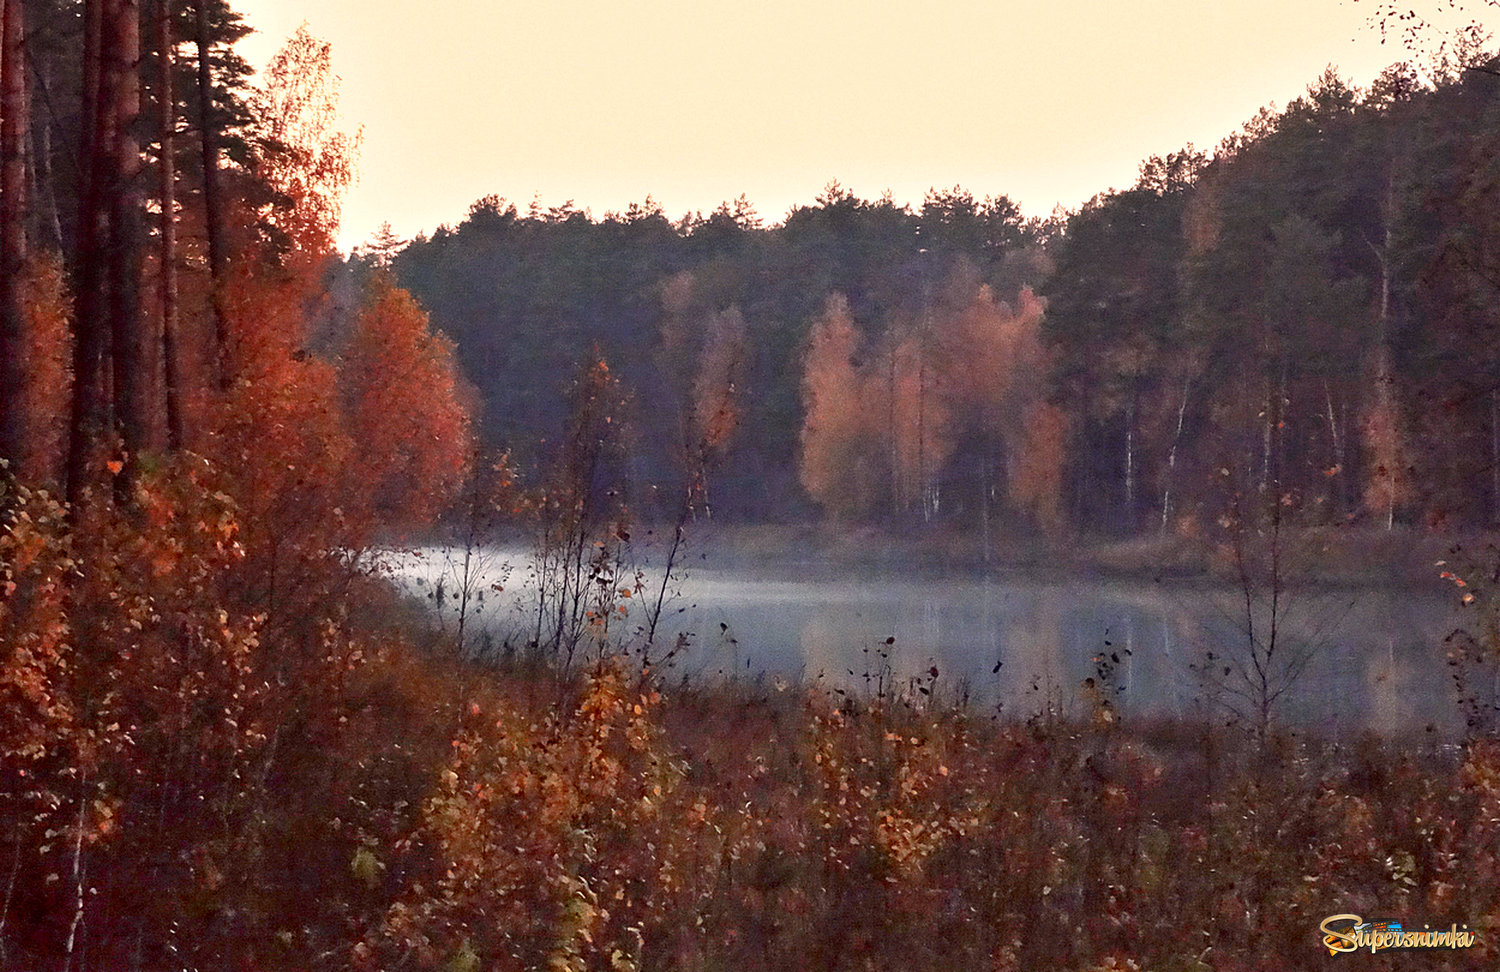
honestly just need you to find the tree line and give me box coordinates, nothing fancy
[388,53,1500,542]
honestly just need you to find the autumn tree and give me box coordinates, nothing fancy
[339,274,472,533]
[0,13,488,970]
[1011,401,1069,535]
[798,273,1067,539]
[936,283,1063,541]
[249,23,360,259]
[800,293,878,518]
[882,332,945,517]
[653,270,748,516]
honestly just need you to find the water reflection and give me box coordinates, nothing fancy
[390,548,1474,737]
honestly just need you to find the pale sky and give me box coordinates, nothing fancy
[230,0,1486,252]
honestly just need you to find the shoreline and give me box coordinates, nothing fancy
[641,520,1469,594]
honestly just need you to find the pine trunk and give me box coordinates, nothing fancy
[195,0,229,388]
[67,0,115,505]
[0,0,27,468]
[156,0,182,448]
[109,0,148,495]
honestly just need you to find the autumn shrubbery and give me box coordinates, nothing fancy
[342,660,1500,972]
[0,439,456,969]
[8,430,1500,972]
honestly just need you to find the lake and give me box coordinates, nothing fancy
[387,545,1484,738]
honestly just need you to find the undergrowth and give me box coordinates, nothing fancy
[4,461,1499,971]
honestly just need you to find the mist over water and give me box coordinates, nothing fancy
[390,546,1470,738]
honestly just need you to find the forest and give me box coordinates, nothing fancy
[4,0,1500,969]
[388,55,1500,545]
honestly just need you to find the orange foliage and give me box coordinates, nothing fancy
[209,261,473,605]
[940,285,1064,531]
[800,294,878,518]
[14,255,73,484]
[800,280,1064,530]
[0,476,75,795]
[194,29,467,572]
[340,275,473,531]
[378,663,696,972]
[1011,400,1070,535]
[211,259,355,590]
[0,456,276,964]
[251,25,361,258]
[939,285,1050,423]
[200,25,365,570]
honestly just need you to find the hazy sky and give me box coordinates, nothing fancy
[230,0,1480,251]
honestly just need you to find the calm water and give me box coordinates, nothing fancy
[389,546,1480,737]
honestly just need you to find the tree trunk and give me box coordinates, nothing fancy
[109,0,148,496]
[1122,394,1135,532]
[195,0,230,389]
[980,435,992,565]
[28,65,62,252]
[887,346,898,515]
[156,0,182,448]
[1160,378,1189,534]
[67,0,115,505]
[1323,379,1344,515]
[0,0,27,468]
[1374,172,1399,530]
